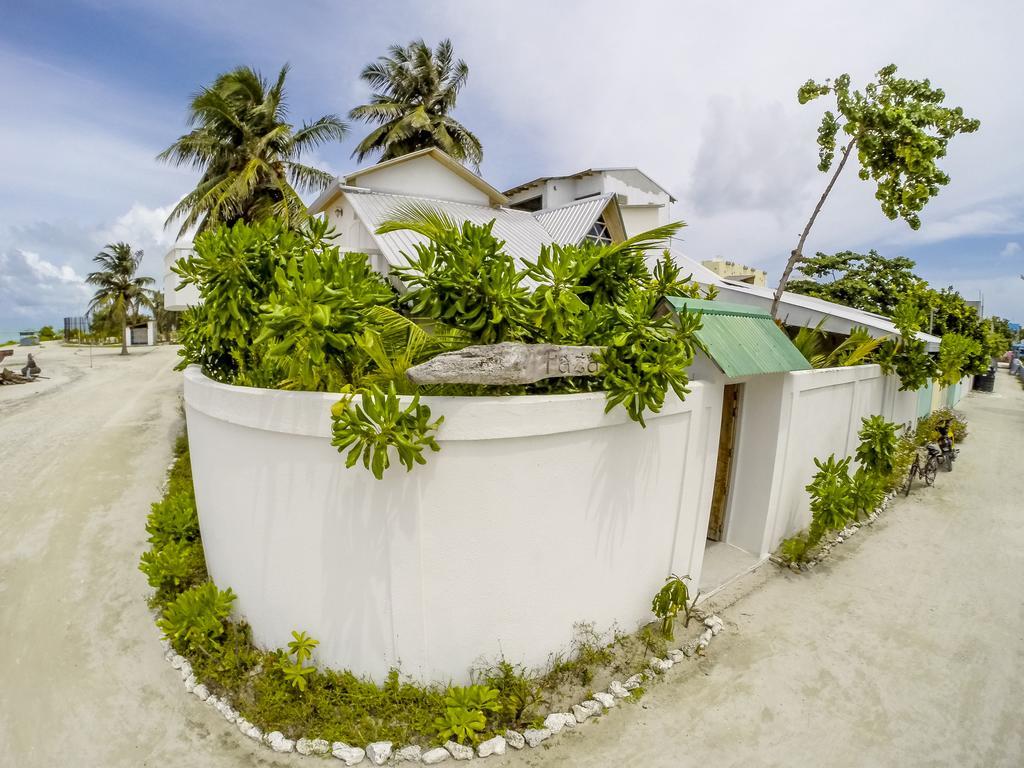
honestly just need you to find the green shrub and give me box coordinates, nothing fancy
[330,384,443,479]
[849,467,884,520]
[805,455,854,543]
[855,415,899,476]
[650,573,691,641]
[158,582,236,656]
[277,630,320,692]
[477,660,544,726]
[145,492,200,548]
[433,685,501,745]
[139,539,206,602]
[916,407,967,445]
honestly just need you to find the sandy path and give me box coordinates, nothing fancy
[522,373,1024,767]
[0,345,293,767]
[2,346,1021,766]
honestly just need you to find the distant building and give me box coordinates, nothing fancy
[701,258,768,287]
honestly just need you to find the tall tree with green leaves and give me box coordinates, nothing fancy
[159,64,348,237]
[86,243,154,355]
[787,250,925,316]
[350,39,482,167]
[771,64,980,318]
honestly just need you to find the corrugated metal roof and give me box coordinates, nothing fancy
[663,297,812,378]
[533,195,612,244]
[345,190,556,269]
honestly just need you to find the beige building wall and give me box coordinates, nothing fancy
[701,259,767,287]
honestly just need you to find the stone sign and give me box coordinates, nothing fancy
[406,342,604,386]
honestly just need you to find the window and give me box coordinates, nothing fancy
[510,195,543,212]
[585,216,612,245]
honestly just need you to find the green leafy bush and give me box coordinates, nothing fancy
[806,455,854,541]
[330,384,443,479]
[650,573,692,641]
[145,492,200,548]
[478,661,544,725]
[139,539,206,601]
[277,630,320,692]
[849,467,883,520]
[855,415,899,477]
[433,686,501,745]
[158,582,236,655]
[916,407,967,445]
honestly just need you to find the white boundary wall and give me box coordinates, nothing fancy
[707,364,921,558]
[183,367,719,684]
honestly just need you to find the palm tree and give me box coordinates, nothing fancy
[350,39,483,167]
[159,64,348,238]
[86,243,154,355]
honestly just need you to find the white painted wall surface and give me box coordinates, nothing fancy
[620,206,665,237]
[184,367,717,684]
[163,245,200,311]
[351,155,490,206]
[768,366,888,546]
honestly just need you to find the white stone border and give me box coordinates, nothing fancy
[159,614,726,763]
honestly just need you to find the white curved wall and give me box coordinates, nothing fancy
[184,367,717,684]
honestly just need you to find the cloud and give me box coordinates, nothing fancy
[999,241,1022,258]
[0,250,91,325]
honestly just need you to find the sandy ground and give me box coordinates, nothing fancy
[1,348,1021,767]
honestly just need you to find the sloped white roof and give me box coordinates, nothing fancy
[533,195,613,244]
[345,190,557,269]
[345,190,630,270]
[709,280,941,351]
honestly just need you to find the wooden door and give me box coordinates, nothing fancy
[707,384,740,541]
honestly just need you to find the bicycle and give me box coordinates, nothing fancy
[901,443,941,496]
[936,420,959,472]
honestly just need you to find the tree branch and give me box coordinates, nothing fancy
[771,137,857,318]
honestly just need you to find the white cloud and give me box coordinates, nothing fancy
[999,241,1022,258]
[0,250,91,326]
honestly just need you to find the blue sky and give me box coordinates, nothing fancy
[1,0,1022,334]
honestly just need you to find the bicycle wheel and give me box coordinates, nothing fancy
[944,451,954,471]
[924,457,938,485]
[902,463,915,496]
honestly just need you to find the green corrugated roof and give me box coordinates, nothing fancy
[663,297,811,378]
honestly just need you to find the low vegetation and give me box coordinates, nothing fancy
[142,436,711,747]
[777,408,969,565]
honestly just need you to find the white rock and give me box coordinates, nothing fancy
[504,730,525,750]
[366,742,393,765]
[394,745,422,762]
[422,747,450,764]
[704,615,723,629]
[267,732,295,753]
[668,649,685,663]
[245,725,263,742]
[682,643,696,658]
[205,695,220,709]
[572,703,592,723]
[309,738,331,755]
[522,729,551,747]
[296,738,314,756]
[478,735,506,757]
[220,706,238,724]
[649,657,673,673]
[183,675,196,693]
[623,674,643,690]
[159,638,171,652]
[592,692,616,708]
[192,683,209,701]
[179,661,193,679]
[608,680,630,698]
[710,623,722,636]
[543,712,575,733]
[444,740,473,760]
[170,654,185,670]
[699,628,713,645]
[332,742,366,765]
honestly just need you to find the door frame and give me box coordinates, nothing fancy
[707,383,741,541]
